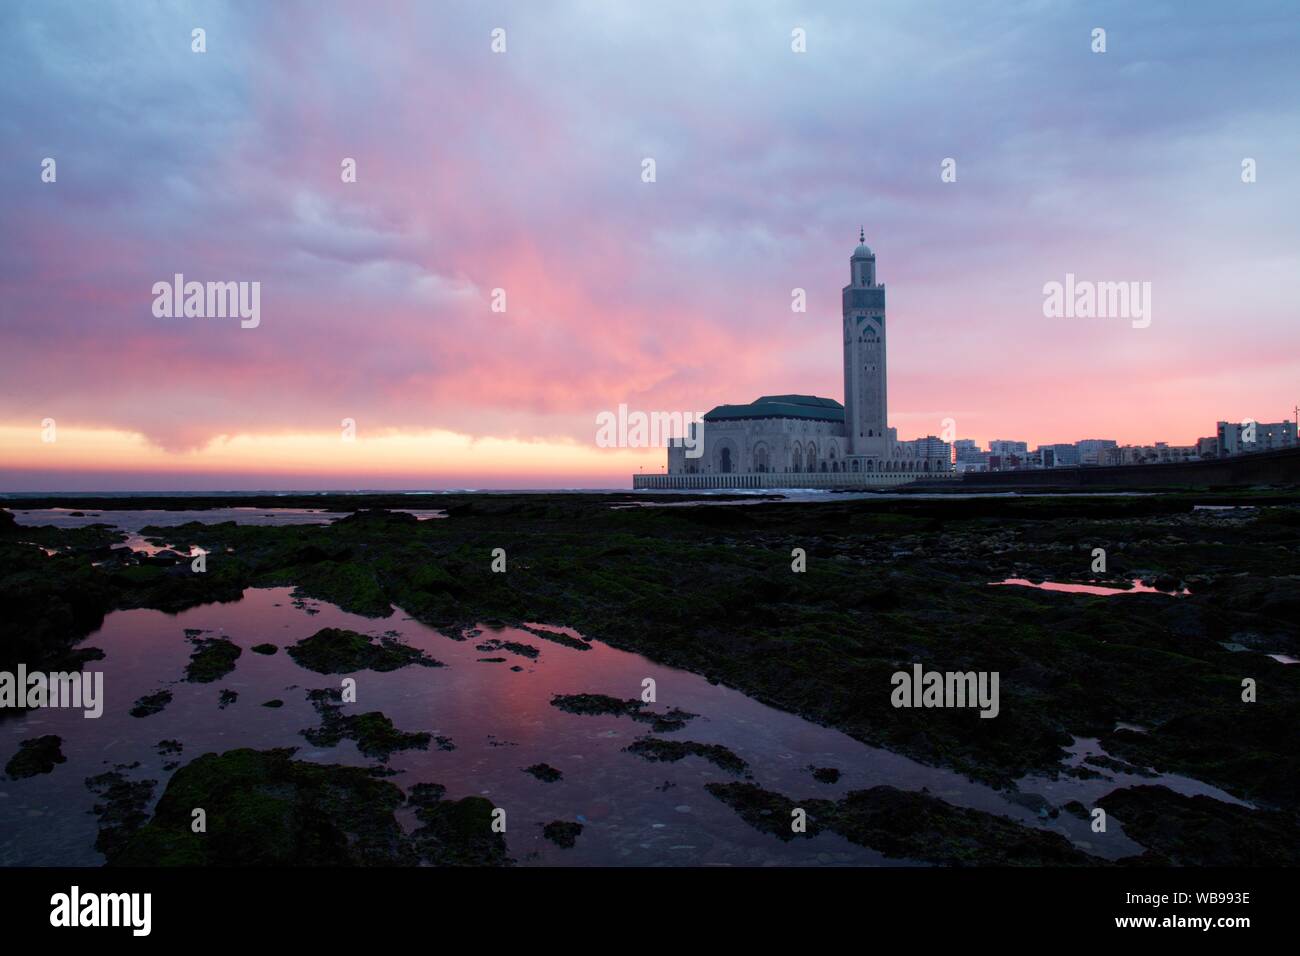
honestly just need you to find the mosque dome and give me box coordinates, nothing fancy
[852,226,873,258]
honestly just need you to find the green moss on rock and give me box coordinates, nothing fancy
[5,735,66,779]
[287,627,443,674]
[302,693,433,761]
[542,820,583,848]
[108,748,413,866]
[707,781,1101,865]
[129,690,172,718]
[183,635,241,683]
[624,737,748,774]
[550,693,696,733]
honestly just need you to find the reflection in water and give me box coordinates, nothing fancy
[10,508,447,555]
[990,578,1189,597]
[0,588,1237,866]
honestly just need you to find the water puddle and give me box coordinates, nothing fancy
[0,588,1235,866]
[9,507,446,554]
[1013,735,1250,859]
[990,578,1189,597]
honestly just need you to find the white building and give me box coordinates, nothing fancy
[638,233,953,489]
[1217,420,1297,456]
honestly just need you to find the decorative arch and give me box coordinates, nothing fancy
[713,438,738,475]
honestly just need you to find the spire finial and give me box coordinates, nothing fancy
[859,226,865,244]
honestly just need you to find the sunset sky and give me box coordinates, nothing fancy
[2,1,1298,490]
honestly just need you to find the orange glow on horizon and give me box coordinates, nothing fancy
[0,423,663,480]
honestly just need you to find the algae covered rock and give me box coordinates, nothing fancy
[183,635,241,683]
[523,763,563,783]
[129,689,172,718]
[1098,785,1300,866]
[706,781,1101,865]
[302,707,432,761]
[108,748,415,866]
[287,627,443,674]
[406,781,512,866]
[624,737,748,775]
[550,693,696,732]
[5,735,66,779]
[542,820,583,848]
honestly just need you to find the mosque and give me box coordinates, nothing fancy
[633,232,953,489]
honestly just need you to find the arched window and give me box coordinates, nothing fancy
[720,447,733,474]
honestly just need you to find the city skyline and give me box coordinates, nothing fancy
[3,1,1299,490]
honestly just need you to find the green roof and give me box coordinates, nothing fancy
[703,394,844,423]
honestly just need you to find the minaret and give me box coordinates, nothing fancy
[843,228,888,460]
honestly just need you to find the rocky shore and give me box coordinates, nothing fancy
[2,491,1297,865]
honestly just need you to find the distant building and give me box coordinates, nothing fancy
[1158,444,1198,463]
[1105,442,1197,465]
[989,453,1029,471]
[1076,439,1118,465]
[1196,436,1219,459]
[646,232,954,488]
[989,440,1028,457]
[912,435,953,462]
[1037,443,1078,467]
[1217,420,1297,457]
[953,439,988,472]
